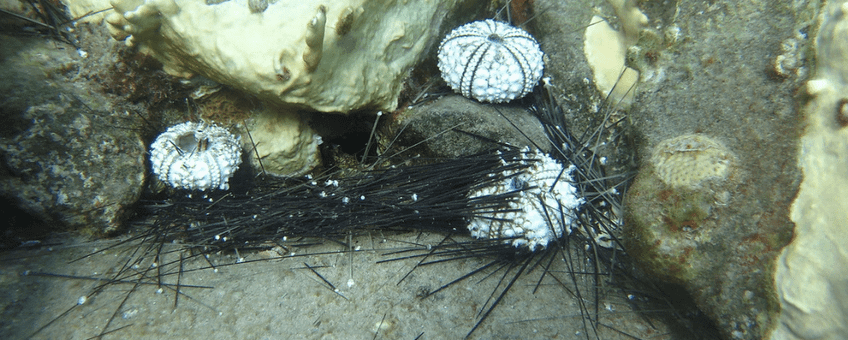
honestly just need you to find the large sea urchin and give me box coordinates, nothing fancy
[467,147,583,250]
[437,19,545,103]
[149,121,242,191]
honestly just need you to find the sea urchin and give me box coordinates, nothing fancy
[149,121,242,191]
[467,147,583,251]
[437,19,545,103]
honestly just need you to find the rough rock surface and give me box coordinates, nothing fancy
[0,32,147,235]
[381,95,552,159]
[533,0,814,339]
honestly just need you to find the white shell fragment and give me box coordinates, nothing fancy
[437,19,545,103]
[467,148,583,251]
[150,122,242,191]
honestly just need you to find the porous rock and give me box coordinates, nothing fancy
[0,34,146,235]
[532,0,810,339]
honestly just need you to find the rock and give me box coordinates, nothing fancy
[772,2,848,339]
[380,95,552,159]
[103,0,486,113]
[0,34,147,235]
[533,0,810,339]
[620,1,806,339]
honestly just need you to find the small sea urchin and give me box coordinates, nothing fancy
[149,121,242,191]
[437,19,545,103]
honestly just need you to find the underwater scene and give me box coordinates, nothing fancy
[1,0,845,339]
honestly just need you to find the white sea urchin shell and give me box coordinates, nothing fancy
[467,148,583,251]
[437,19,545,103]
[150,122,242,191]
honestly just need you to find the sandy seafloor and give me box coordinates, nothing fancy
[0,228,675,340]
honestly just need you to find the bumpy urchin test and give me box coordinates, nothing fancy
[376,88,635,338]
[467,147,583,250]
[149,121,242,191]
[437,19,545,103]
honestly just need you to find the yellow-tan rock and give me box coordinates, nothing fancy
[104,0,471,113]
[772,2,848,339]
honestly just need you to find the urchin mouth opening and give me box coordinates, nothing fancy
[150,121,242,191]
[487,33,504,43]
[176,132,205,154]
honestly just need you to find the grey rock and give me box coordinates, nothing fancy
[0,32,147,235]
[380,95,552,159]
[532,0,813,339]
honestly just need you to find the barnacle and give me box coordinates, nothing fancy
[437,19,545,103]
[149,122,242,191]
[467,148,583,251]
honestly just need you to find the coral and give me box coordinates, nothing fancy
[583,16,641,106]
[150,122,242,191]
[467,148,582,250]
[104,0,480,113]
[772,2,848,339]
[650,134,735,188]
[102,0,486,177]
[437,19,544,103]
[244,107,322,177]
[62,0,114,23]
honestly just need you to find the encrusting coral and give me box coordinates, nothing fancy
[105,0,475,113]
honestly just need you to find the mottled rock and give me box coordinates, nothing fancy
[0,98,146,235]
[380,95,551,159]
[620,1,807,339]
[626,133,742,285]
[533,0,811,339]
[0,31,147,235]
